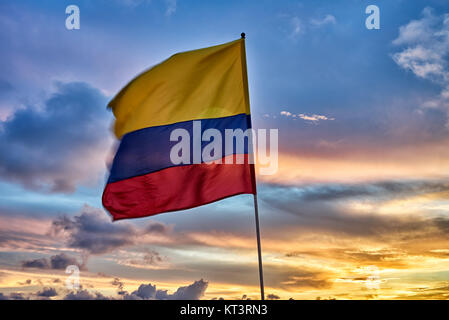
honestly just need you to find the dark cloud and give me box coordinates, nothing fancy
[51,206,169,255]
[21,257,50,269]
[122,279,208,300]
[57,279,209,300]
[129,284,156,300]
[267,293,280,300]
[112,277,124,291]
[18,279,32,286]
[64,289,110,300]
[0,278,208,300]
[51,207,136,254]
[261,182,449,238]
[119,249,165,269]
[0,286,112,301]
[433,217,449,233]
[162,279,208,300]
[0,292,27,300]
[10,292,27,300]
[143,250,163,264]
[0,81,111,193]
[37,287,57,297]
[264,180,449,203]
[146,222,171,234]
[22,253,81,270]
[50,253,81,269]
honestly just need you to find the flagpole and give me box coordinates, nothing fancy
[253,194,265,300]
[240,31,265,301]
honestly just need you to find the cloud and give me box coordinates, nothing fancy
[22,253,82,270]
[142,250,163,264]
[280,110,335,122]
[129,283,156,299]
[18,279,32,286]
[267,293,280,300]
[261,181,449,238]
[123,279,208,300]
[0,292,27,300]
[165,279,208,300]
[298,114,334,121]
[112,277,124,292]
[0,215,65,254]
[280,111,292,117]
[290,16,302,38]
[115,249,169,270]
[165,0,177,16]
[394,284,449,299]
[44,279,210,300]
[37,287,57,297]
[392,7,449,126]
[393,46,445,81]
[50,253,82,269]
[145,221,171,234]
[393,8,440,46]
[51,206,136,255]
[311,14,336,27]
[0,82,111,193]
[281,13,336,40]
[116,0,175,15]
[284,277,332,289]
[282,180,449,202]
[117,0,151,7]
[0,278,203,301]
[280,270,333,289]
[50,205,169,255]
[64,289,110,300]
[0,280,206,300]
[21,258,50,269]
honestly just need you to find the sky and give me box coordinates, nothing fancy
[1,0,449,300]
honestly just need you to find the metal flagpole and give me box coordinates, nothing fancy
[240,32,265,301]
[253,194,265,300]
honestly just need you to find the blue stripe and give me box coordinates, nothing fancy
[108,113,252,183]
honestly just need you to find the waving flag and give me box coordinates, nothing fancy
[103,38,256,220]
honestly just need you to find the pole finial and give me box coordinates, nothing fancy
[241,32,245,39]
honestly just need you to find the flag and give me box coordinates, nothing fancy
[102,38,256,220]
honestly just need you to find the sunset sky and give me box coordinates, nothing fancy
[1,0,449,300]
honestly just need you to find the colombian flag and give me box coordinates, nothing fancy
[103,38,256,220]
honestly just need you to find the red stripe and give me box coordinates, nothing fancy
[102,155,256,220]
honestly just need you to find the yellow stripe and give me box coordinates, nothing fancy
[109,39,251,138]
